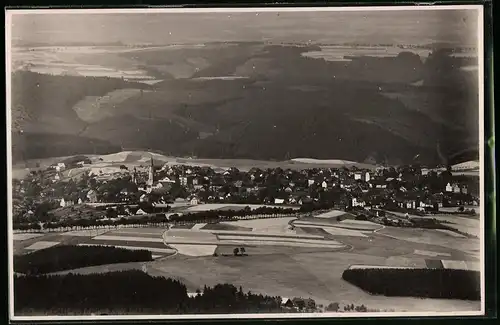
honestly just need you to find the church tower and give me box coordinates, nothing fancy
[132,167,137,184]
[146,158,154,193]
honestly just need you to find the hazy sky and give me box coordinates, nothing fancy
[9,9,480,46]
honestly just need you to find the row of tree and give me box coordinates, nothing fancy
[342,268,480,300]
[14,245,152,275]
[14,271,289,314]
[13,206,302,231]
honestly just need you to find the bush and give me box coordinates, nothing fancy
[14,245,152,275]
[355,214,368,221]
[342,268,480,300]
[325,302,340,312]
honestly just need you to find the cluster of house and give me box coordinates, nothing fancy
[14,158,479,220]
[104,161,479,212]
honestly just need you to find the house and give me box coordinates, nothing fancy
[60,198,66,207]
[321,181,328,189]
[86,190,97,203]
[274,198,285,205]
[308,179,315,187]
[54,173,60,181]
[405,201,416,209]
[453,184,461,193]
[76,161,85,167]
[55,162,66,172]
[421,168,430,176]
[190,196,200,205]
[354,173,362,180]
[159,176,176,184]
[351,198,366,207]
[136,209,147,215]
[365,172,371,182]
[180,176,188,186]
[281,298,295,309]
[77,198,83,204]
[445,183,453,192]
[299,197,313,205]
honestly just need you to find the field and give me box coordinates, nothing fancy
[12,211,481,312]
[13,151,376,176]
[185,203,300,212]
[431,215,480,237]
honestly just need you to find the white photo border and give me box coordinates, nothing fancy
[5,4,486,321]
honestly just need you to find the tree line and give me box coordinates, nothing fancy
[342,268,480,300]
[14,245,152,275]
[13,206,302,232]
[14,271,289,315]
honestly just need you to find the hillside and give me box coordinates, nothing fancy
[10,42,479,165]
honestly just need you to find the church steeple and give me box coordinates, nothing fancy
[146,157,154,193]
[148,158,154,185]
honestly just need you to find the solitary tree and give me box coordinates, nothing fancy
[239,247,246,256]
[233,248,240,256]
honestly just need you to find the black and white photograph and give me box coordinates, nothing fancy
[6,6,485,320]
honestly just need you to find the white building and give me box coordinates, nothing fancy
[354,173,362,180]
[87,190,97,203]
[352,198,365,207]
[55,162,66,172]
[321,181,328,189]
[274,198,285,204]
[308,179,315,187]
[445,183,453,192]
[365,172,371,182]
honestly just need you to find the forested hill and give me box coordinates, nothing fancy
[10,43,479,165]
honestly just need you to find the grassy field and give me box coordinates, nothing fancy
[12,219,481,313]
[201,223,253,232]
[185,203,300,212]
[13,151,375,179]
[147,250,480,312]
[377,227,480,258]
[294,217,382,231]
[431,215,480,238]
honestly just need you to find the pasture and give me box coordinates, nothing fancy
[11,215,481,313]
[185,203,300,212]
[148,250,480,312]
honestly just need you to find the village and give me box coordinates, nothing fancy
[11,154,480,229]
